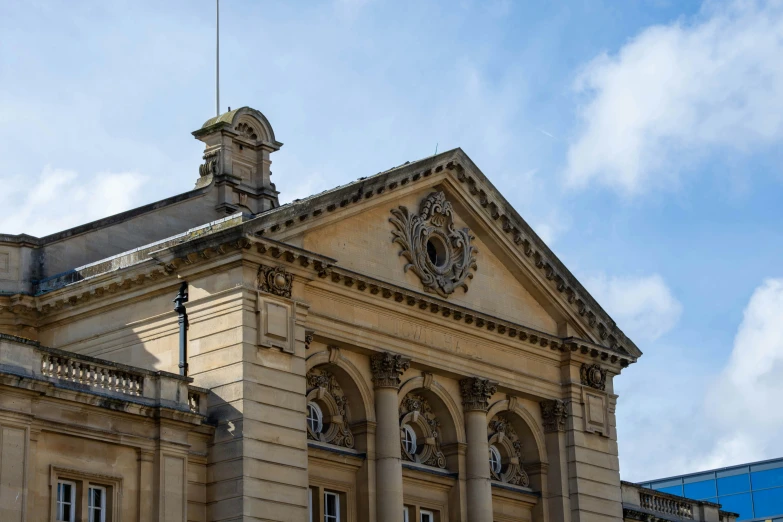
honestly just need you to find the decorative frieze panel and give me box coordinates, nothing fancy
[306,368,355,449]
[582,388,609,437]
[459,377,497,412]
[370,352,410,389]
[539,399,568,433]
[256,295,294,353]
[390,191,478,298]
[487,414,530,487]
[398,393,446,469]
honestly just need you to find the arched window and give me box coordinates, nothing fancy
[489,445,502,475]
[401,424,417,455]
[307,402,323,434]
[398,393,446,468]
[306,368,355,449]
[487,414,530,487]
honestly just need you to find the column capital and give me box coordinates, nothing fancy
[459,377,497,412]
[370,352,411,389]
[540,399,569,433]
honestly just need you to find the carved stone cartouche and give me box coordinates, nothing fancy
[390,191,478,298]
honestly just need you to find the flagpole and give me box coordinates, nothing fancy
[216,0,220,117]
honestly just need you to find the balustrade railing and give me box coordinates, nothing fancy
[41,353,143,396]
[640,491,694,519]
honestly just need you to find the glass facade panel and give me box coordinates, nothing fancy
[717,493,754,520]
[718,473,751,496]
[752,467,783,490]
[684,479,717,499]
[752,486,783,518]
[657,484,684,496]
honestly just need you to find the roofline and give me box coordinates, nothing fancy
[0,182,212,246]
[637,455,783,484]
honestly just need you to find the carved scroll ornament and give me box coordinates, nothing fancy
[306,368,355,449]
[399,393,447,469]
[488,414,530,487]
[390,191,478,298]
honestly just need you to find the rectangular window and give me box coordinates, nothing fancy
[88,486,106,522]
[403,506,409,522]
[420,509,434,522]
[324,491,340,522]
[657,485,684,496]
[56,480,76,522]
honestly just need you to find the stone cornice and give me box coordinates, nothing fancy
[1,229,633,368]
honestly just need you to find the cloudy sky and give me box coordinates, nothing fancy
[2,0,783,482]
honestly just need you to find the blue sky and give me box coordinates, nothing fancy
[2,0,783,482]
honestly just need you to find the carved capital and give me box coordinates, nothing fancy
[580,363,607,391]
[540,399,568,433]
[370,352,410,389]
[257,264,293,298]
[459,377,497,412]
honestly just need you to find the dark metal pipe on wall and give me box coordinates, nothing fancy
[174,281,189,377]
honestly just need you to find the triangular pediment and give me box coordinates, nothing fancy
[257,149,641,359]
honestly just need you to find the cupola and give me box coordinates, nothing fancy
[192,107,283,215]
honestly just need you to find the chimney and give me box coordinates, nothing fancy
[192,107,283,215]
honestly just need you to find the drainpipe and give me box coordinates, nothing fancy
[174,282,189,377]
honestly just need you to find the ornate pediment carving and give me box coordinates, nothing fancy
[390,191,478,298]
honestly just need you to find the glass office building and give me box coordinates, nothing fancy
[639,458,783,521]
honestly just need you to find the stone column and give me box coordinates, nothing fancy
[371,352,411,522]
[540,399,571,522]
[460,377,497,522]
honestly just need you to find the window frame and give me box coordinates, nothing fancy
[323,490,341,522]
[56,479,76,522]
[401,424,417,456]
[420,509,435,522]
[88,485,107,522]
[50,466,122,522]
[307,401,324,435]
[489,445,502,475]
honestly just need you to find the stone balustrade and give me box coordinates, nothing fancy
[0,333,208,417]
[621,481,738,522]
[639,491,694,518]
[41,352,144,396]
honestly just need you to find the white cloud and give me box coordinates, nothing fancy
[617,277,783,481]
[566,0,783,195]
[0,166,147,237]
[702,278,783,468]
[584,273,683,342]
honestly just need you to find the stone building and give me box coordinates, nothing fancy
[0,107,736,522]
